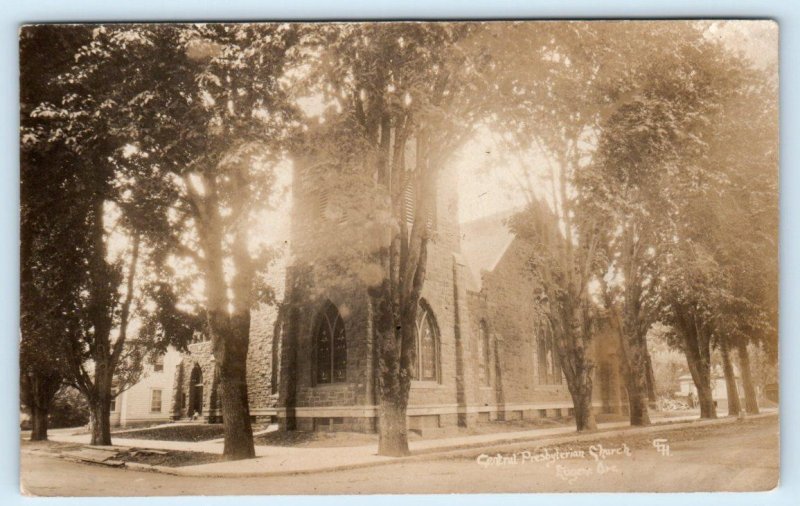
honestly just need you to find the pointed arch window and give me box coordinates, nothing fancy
[537,323,562,385]
[315,301,347,384]
[412,300,440,382]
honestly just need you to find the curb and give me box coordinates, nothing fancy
[27,412,778,478]
[410,411,777,457]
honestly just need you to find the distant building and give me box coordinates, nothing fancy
[677,367,743,411]
[110,347,182,427]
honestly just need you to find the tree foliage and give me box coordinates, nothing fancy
[587,27,778,418]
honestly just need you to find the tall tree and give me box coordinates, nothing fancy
[703,56,778,415]
[20,25,90,441]
[300,23,493,455]
[592,32,777,419]
[663,45,776,419]
[22,25,188,445]
[490,22,635,431]
[579,37,719,424]
[20,145,87,440]
[111,24,299,460]
[20,181,71,442]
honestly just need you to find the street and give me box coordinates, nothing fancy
[21,415,779,495]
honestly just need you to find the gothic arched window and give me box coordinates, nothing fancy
[478,319,491,386]
[315,301,347,384]
[413,300,440,382]
[537,323,562,385]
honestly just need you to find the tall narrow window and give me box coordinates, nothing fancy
[271,316,283,395]
[537,334,549,384]
[189,364,203,416]
[150,389,162,413]
[537,324,563,385]
[478,320,491,386]
[549,327,563,385]
[413,300,439,382]
[315,301,347,384]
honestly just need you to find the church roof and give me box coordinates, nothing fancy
[459,209,518,292]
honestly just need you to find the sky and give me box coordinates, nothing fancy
[454,128,529,224]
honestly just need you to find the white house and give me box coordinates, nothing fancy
[677,366,743,411]
[110,347,182,427]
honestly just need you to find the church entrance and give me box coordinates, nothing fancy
[189,364,203,418]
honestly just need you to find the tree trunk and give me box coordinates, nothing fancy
[610,296,652,427]
[736,341,760,414]
[569,378,597,432]
[625,374,651,426]
[696,380,716,419]
[378,397,409,456]
[619,334,652,426]
[22,370,61,442]
[680,312,716,419]
[89,393,112,446]
[374,278,412,457]
[30,404,49,441]
[720,339,742,416]
[86,193,115,446]
[685,349,716,419]
[215,313,255,460]
[562,332,597,432]
[552,300,597,432]
[370,121,434,457]
[644,349,657,403]
[617,226,654,423]
[201,187,256,461]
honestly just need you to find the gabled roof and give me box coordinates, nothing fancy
[459,209,518,292]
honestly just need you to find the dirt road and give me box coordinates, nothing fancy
[21,415,779,495]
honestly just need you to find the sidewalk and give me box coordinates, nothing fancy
[44,409,778,478]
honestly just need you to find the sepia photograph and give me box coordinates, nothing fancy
[19,20,779,496]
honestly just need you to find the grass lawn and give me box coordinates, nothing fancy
[112,423,274,442]
[253,418,575,448]
[254,430,378,447]
[112,424,227,442]
[454,415,777,459]
[464,417,572,435]
[656,408,701,418]
[115,448,224,467]
[22,438,223,468]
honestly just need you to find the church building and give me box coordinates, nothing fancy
[170,154,625,433]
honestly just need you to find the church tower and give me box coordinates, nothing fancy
[276,141,480,433]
